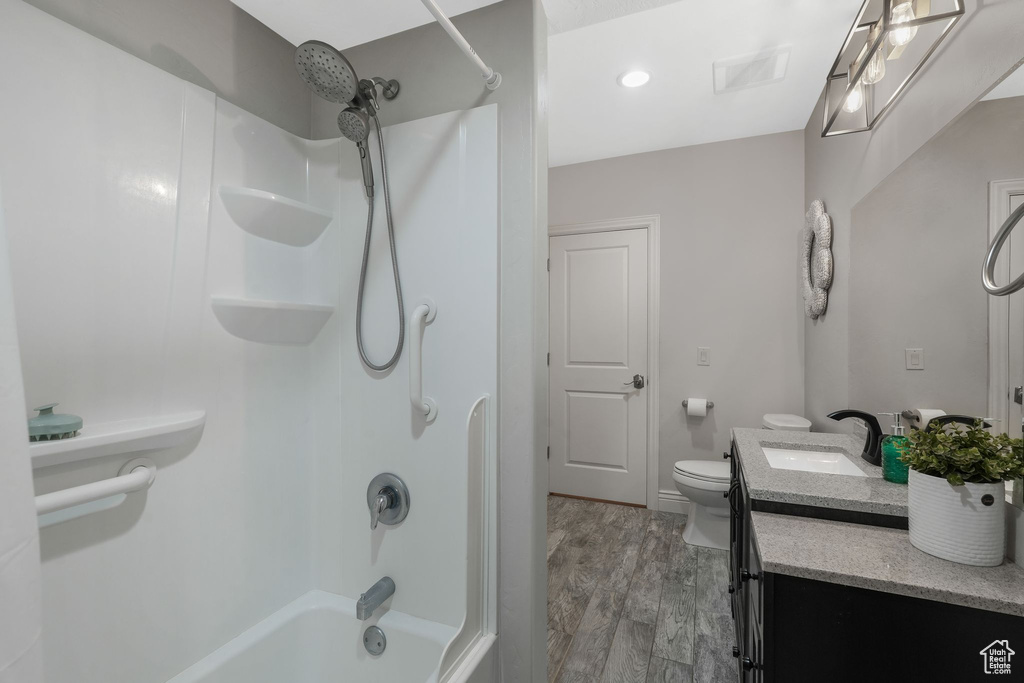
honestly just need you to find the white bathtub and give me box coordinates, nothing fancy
[167,590,479,683]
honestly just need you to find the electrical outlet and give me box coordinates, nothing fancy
[698,347,711,366]
[905,348,924,370]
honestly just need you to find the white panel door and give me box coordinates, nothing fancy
[548,228,648,505]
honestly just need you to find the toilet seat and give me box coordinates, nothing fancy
[673,461,730,491]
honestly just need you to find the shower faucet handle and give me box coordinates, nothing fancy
[366,473,410,531]
[370,488,395,531]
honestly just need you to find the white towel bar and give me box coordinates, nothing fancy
[35,458,156,517]
[409,299,438,423]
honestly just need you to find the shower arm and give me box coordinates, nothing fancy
[418,0,502,90]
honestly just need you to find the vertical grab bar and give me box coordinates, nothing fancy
[409,299,438,423]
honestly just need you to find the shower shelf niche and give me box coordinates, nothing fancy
[211,297,334,345]
[219,186,333,247]
[30,410,206,470]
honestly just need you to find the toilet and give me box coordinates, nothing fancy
[762,413,812,432]
[672,460,731,550]
[673,413,812,550]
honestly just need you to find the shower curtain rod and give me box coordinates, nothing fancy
[419,0,502,90]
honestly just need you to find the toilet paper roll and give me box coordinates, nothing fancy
[910,408,945,429]
[685,398,707,418]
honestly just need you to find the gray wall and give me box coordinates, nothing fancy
[803,0,1024,431]
[311,2,549,680]
[849,96,1024,418]
[20,0,311,137]
[549,131,806,493]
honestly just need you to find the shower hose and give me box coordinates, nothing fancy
[355,109,405,371]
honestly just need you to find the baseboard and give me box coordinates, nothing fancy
[658,489,690,515]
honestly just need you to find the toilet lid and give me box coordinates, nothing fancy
[673,460,730,482]
[762,413,812,431]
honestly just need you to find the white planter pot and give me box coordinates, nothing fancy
[908,469,1005,566]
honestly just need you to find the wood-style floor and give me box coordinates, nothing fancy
[547,495,737,683]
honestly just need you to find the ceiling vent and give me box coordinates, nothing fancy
[713,47,791,94]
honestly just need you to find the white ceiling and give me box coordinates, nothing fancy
[231,0,502,50]
[546,0,681,35]
[547,0,864,167]
[983,63,1024,101]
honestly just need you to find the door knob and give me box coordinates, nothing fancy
[623,374,645,389]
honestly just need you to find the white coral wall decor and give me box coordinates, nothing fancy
[802,199,834,319]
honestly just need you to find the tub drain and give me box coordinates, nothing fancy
[363,625,386,655]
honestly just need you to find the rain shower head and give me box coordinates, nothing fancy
[338,107,370,143]
[294,40,359,104]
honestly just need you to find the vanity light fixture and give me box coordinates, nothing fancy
[618,70,650,88]
[842,78,865,113]
[822,0,964,137]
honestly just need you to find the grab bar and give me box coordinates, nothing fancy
[409,299,438,423]
[35,458,155,516]
[982,202,1024,296]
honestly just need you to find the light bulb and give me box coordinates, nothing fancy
[843,80,864,113]
[889,2,918,48]
[862,46,886,85]
[617,71,650,88]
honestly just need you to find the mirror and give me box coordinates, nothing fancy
[847,59,1024,486]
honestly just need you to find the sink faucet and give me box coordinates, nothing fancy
[827,410,883,466]
[357,576,396,620]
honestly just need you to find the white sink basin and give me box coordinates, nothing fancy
[762,447,867,477]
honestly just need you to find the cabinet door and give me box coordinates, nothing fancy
[744,595,763,683]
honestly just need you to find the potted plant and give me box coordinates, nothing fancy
[901,421,1024,566]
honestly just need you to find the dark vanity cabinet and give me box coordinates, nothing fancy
[726,444,762,682]
[726,442,1024,683]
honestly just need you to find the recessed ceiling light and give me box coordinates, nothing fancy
[618,70,650,88]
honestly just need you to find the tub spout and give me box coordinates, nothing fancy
[357,576,396,620]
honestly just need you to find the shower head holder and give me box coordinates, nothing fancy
[367,77,400,100]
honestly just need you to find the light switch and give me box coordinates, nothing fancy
[906,348,924,370]
[698,347,711,366]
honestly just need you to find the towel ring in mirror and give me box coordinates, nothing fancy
[983,202,1024,296]
[802,199,833,318]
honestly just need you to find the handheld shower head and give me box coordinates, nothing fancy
[339,107,374,198]
[337,107,370,142]
[295,40,359,104]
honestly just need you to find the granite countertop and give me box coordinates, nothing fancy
[732,427,909,518]
[751,512,1024,617]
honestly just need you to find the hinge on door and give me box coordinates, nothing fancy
[547,446,550,460]
[547,352,550,366]
[547,258,550,272]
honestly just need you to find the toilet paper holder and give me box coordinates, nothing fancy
[682,399,714,409]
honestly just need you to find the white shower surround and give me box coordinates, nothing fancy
[0,1,498,681]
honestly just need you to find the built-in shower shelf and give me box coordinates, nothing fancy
[30,410,206,470]
[211,297,334,345]
[219,186,333,247]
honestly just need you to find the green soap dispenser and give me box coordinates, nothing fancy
[877,412,909,484]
